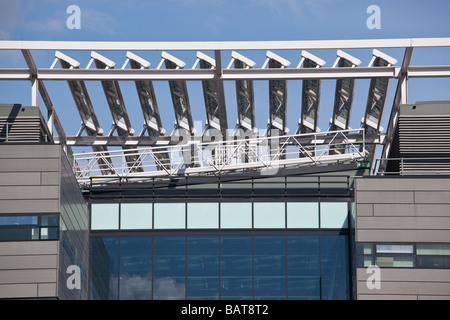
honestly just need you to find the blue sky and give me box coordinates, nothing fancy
[0,0,449,153]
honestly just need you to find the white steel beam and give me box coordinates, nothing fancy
[378,47,414,173]
[55,51,115,176]
[361,49,398,164]
[0,66,400,81]
[0,64,443,83]
[2,38,450,51]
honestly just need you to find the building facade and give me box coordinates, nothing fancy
[86,166,365,300]
[1,39,450,300]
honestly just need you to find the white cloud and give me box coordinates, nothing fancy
[22,16,65,33]
[81,8,118,36]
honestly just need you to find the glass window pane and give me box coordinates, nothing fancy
[321,235,349,300]
[357,255,374,268]
[220,202,252,229]
[376,244,414,254]
[187,203,218,229]
[91,203,119,230]
[120,203,152,230]
[320,202,348,229]
[417,256,450,268]
[41,214,59,227]
[357,243,373,255]
[154,203,185,229]
[0,216,38,226]
[90,236,119,300]
[287,202,319,228]
[187,236,219,299]
[153,236,185,300]
[0,227,39,241]
[287,235,320,300]
[254,202,285,229]
[376,256,415,268]
[40,227,59,240]
[119,236,152,300]
[254,235,286,299]
[220,235,253,300]
[417,244,450,256]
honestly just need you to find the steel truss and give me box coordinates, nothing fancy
[73,129,368,185]
[1,37,449,180]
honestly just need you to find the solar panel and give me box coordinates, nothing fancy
[228,51,256,134]
[330,50,361,131]
[264,51,290,136]
[159,52,198,168]
[298,50,326,135]
[90,51,143,173]
[126,51,170,171]
[362,49,398,162]
[196,51,228,138]
[55,51,115,176]
[160,52,195,135]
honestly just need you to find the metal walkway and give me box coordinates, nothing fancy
[73,129,369,185]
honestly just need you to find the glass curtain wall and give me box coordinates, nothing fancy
[89,200,351,300]
[90,234,350,300]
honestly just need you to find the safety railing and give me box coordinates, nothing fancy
[73,128,368,185]
[373,157,450,176]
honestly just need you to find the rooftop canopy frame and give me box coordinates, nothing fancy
[1,37,449,179]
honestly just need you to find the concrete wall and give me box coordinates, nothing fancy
[355,177,450,300]
[0,144,88,299]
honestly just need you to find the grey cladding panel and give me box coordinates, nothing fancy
[0,159,60,172]
[0,199,59,213]
[0,185,59,200]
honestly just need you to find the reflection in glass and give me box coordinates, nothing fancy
[153,236,185,299]
[376,256,414,268]
[0,215,38,225]
[41,214,59,227]
[187,236,219,299]
[376,244,413,254]
[40,227,59,240]
[90,236,119,300]
[321,235,349,300]
[417,244,450,256]
[119,236,152,300]
[221,235,253,299]
[287,235,320,299]
[254,235,286,299]
[0,227,39,241]
[417,256,450,268]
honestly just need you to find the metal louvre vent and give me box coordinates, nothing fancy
[396,102,450,174]
[0,105,52,143]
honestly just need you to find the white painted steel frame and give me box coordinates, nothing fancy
[73,129,367,185]
[54,50,115,176]
[1,38,449,179]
